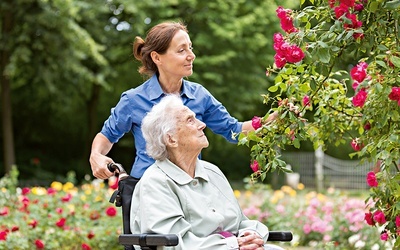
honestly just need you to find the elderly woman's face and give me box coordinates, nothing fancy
[174,106,208,151]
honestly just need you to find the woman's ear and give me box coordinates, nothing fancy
[151,51,161,65]
[165,133,178,148]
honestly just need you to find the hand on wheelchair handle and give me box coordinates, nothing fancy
[107,162,130,181]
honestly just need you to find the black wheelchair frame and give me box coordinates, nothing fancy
[107,163,293,250]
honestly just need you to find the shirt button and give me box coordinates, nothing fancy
[192,180,198,186]
[212,208,216,212]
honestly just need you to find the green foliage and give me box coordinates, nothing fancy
[239,0,400,246]
[1,0,300,181]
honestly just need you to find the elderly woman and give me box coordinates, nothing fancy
[130,95,284,250]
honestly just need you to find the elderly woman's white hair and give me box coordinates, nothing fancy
[141,94,183,160]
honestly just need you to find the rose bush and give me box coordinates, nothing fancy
[239,0,400,247]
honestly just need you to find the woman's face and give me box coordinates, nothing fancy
[157,30,196,79]
[173,106,208,152]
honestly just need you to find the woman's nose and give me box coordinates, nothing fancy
[188,50,195,60]
[197,119,205,129]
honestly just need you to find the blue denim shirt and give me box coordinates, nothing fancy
[101,74,243,178]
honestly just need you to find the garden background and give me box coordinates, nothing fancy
[1,0,399,249]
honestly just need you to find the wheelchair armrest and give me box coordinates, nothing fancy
[119,231,292,247]
[267,231,293,241]
[119,234,179,246]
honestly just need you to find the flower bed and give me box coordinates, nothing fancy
[0,167,393,249]
[0,167,121,250]
[237,181,392,249]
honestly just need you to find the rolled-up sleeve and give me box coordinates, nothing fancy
[101,93,133,143]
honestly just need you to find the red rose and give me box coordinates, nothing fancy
[352,89,368,108]
[334,4,350,19]
[350,138,363,151]
[35,239,45,249]
[56,218,67,228]
[82,243,91,250]
[366,171,378,187]
[350,63,368,82]
[22,187,30,195]
[274,53,287,68]
[340,0,355,7]
[396,216,400,228]
[61,193,72,202]
[251,116,262,129]
[364,212,374,226]
[302,95,311,106]
[373,210,386,225]
[28,220,38,228]
[250,160,260,173]
[389,87,400,105]
[87,231,95,239]
[0,231,7,241]
[285,45,305,63]
[381,232,389,241]
[105,206,117,217]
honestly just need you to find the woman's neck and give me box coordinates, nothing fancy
[158,75,182,94]
[168,152,198,178]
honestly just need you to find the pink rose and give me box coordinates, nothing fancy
[373,210,386,225]
[251,116,262,129]
[250,160,260,173]
[366,171,378,187]
[352,89,368,107]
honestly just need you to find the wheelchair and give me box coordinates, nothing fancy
[108,163,293,250]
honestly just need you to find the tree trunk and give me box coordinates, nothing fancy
[84,83,101,161]
[1,1,16,174]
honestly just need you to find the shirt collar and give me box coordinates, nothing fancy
[155,159,209,185]
[147,74,195,101]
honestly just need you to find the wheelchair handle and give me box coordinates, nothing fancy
[107,162,129,181]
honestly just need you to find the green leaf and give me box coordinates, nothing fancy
[385,0,400,9]
[317,48,330,64]
[390,56,400,68]
[268,85,279,93]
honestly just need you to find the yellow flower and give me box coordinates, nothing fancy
[62,182,75,192]
[31,187,47,195]
[68,204,75,213]
[297,183,305,190]
[95,195,103,202]
[80,195,87,201]
[1,188,7,193]
[234,190,241,198]
[245,190,253,198]
[51,181,63,191]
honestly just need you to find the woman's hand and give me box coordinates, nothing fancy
[237,231,265,250]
